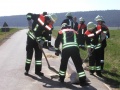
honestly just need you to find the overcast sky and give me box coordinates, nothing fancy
[0,0,120,16]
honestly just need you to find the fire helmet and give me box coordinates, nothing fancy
[79,17,85,22]
[87,22,96,31]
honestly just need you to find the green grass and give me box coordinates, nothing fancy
[103,30,120,89]
[52,29,120,90]
[0,28,20,41]
[52,30,59,38]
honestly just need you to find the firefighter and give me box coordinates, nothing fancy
[95,15,110,72]
[78,17,87,49]
[41,11,48,49]
[42,12,55,51]
[54,23,89,87]
[47,25,55,51]
[43,25,55,51]
[85,22,103,77]
[73,16,78,31]
[61,12,78,31]
[25,13,57,76]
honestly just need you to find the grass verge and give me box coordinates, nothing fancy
[0,28,20,45]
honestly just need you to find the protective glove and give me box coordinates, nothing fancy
[55,49,61,56]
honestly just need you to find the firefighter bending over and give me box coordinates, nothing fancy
[25,13,57,76]
[42,12,55,51]
[54,23,89,87]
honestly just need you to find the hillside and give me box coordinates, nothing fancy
[0,15,27,27]
[0,10,120,27]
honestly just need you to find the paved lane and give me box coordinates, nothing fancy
[0,29,110,90]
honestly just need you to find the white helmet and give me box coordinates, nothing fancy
[61,23,68,29]
[87,22,96,31]
[48,13,57,22]
[79,17,85,22]
[95,15,103,22]
[65,12,72,17]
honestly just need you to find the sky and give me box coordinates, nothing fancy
[0,0,120,16]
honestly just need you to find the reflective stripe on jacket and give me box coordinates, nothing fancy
[85,29,102,49]
[55,28,79,50]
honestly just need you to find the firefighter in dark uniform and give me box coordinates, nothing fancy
[78,17,87,49]
[85,22,103,77]
[42,12,55,51]
[54,23,89,87]
[61,12,78,31]
[41,11,48,49]
[73,16,78,31]
[25,13,57,76]
[95,15,110,72]
[43,24,55,51]
[47,25,55,51]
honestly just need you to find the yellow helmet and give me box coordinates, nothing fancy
[87,22,96,31]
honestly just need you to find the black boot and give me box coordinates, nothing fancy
[59,76,65,83]
[96,71,103,77]
[80,81,89,87]
[96,73,103,77]
[48,44,53,47]
[89,70,95,75]
[24,71,29,75]
[35,72,44,76]
[79,78,89,87]
[59,78,64,83]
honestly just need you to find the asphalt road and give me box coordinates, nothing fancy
[0,29,110,90]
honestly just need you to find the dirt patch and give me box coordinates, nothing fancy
[46,54,57,58]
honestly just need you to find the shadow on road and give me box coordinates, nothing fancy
[26,74,97,90]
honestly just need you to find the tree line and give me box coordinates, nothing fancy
[0,10,120,27]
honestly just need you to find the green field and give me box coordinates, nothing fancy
[103,30,120,89]
[52,29,120,90]
[0,28,20,42]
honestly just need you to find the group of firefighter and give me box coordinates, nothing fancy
[24,12,110,87]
